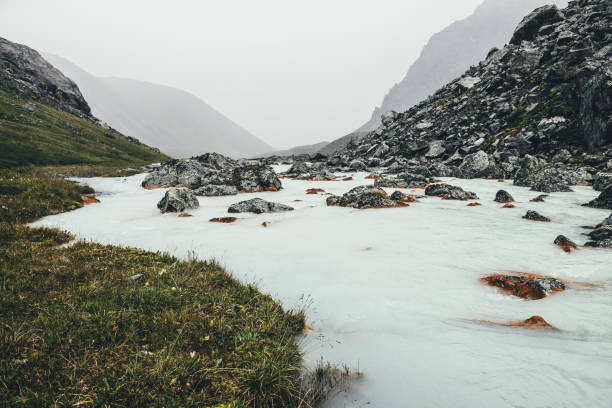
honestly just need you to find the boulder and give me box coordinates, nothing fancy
[193,184,237,196]
[587,225,612,241]
[554,235,577,252]
[523,210,551,222]
[284,161,309,176]
[232,165,282,192]
[513,316,557,330]
[513,155,572,193]
[481,274,566,300]
[494,190,514,203]
[390,190,407,201]
[228,198,294,214]
[583,185,612,209]
[596,213,612,227]
[328,185,406,209]
[348,159,367,171]
[510,5,564,45]
[455,151,493,179]
[425,140,445,158]
[157,188,199,213]
[593,172,612,191]
[424,184,478,200]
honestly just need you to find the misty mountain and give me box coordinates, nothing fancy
[258,141,330,158]
[359,0,568,132]
[44,54,274,159]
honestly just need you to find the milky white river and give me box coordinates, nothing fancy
[32,167,612,407]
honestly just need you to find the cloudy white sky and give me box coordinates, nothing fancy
[0,0,485,149]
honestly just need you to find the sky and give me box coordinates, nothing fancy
[0,0,484,149]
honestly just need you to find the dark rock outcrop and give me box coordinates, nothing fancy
[513,156,572,193]
[228,198,293,214]
[142,153,282,192]
[326,185,408,209]
[593,172,612,191]
[0,37,91,115]
[585,225,612,247]
[194,185,238,196]
[523,210,551,222]
[597,213,612,227]
[157,188,199,213]
[509,5,565,45]
[583,185,612,209]
[424,184,478,200]
[494,190,515,203]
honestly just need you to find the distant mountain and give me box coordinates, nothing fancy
[44,54,274,159]
[317,132,368,156]
[258,141,330,158]
[0,37,169,168]
[359,0,568,132]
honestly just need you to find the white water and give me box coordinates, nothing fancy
[32,167,612,407]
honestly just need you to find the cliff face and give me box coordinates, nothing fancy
[0,38,91,116]
[359,0,568,132]
[329,0,610,178]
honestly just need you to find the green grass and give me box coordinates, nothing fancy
[0,168,332,407]
[0,91,170,168]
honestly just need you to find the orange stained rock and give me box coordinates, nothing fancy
[209,217,238,223]
[502,203,516,208]
[343,177,353,181]
[481,273,565,300]
[81,196,100,205]
[467,202,482,207]
[178,213,192,218]
[306,188,325,194]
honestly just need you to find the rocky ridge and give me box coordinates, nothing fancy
[313,0,611,193]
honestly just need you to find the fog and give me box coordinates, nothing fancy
[0,0,492,149]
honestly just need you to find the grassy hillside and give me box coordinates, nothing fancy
[0,90,170,168]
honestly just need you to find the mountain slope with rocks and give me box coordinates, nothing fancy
[0,37,169,167]
[359,0,568,132]
[44,53,274,159]
[322,0,611,193]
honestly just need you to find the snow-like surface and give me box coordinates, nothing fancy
[32,167,612,407]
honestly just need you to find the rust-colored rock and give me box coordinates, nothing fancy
[365,175,381,180]
[481,273,566,300]
[343,177,353,181]
[209,217,237,223]
[261,222,269,227]
[554,235,578,253]
[178,213,192,218]
[81,196,100,205]
[306,188,325,194]
[497,179,505,182]
[467,202,482,207]
[513,316,557,330]
[502,203,516,208]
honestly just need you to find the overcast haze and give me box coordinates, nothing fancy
[0,0,487,149]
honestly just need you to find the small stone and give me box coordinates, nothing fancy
[554,235,577,252]
[523,210,551,222]
[494,190,514,203]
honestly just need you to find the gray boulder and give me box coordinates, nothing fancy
[228,198,293,214]
[513,155,572,193]
[593,172,612,191]
[327,185,404,209]
[509,5,564,45]
[424,184,478,200]
[584,185,612,209]
[523,210,551,222]
[455,151,492,178]
[494,190,514,203]
[193,184,237,196]
[157,188,199,213]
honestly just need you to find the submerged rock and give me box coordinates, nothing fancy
[512,316,557,330]
[530,194,549,202]
[228,198,294,214]
[554,235,577,252]
[424,184,478,200]
[209,217,238,223]
[585,225,612,248]
[481,274,565,300]
[157,188,199,213]
[494,190,514,203]
[583,185,612,209]
[523,210,551,222]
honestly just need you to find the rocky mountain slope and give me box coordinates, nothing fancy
[258,141,329,158]
[321,0,611,192]
[0,37,169,167]
[358,0,568,132]
[44,54,274,159]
